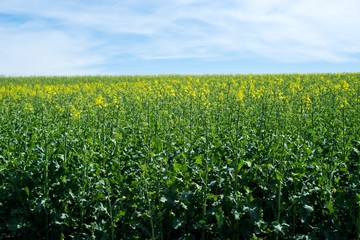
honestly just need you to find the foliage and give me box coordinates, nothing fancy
[0,73,359,239]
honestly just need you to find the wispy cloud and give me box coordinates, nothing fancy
[0,26,105,75]
[0,0,359,75]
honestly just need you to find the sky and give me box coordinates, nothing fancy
[0,0,359,75]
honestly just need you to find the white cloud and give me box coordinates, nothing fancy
[0,0,359,75]
[0,26,105,75]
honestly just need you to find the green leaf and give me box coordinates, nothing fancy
[93,193,105,201]
[195,156,203,165]
[23,187,29,196]
[304,204,314,213]
[214,209,224,228]
[199,219,206,226]
[237,160,245,171]
[174,162,187,172]
[326,201,335,215]
[233,210,240,220]
[275,170,283,181]
[274,223,282,234]
[172,219,183,229]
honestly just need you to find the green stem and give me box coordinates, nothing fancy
[108,191,115,240]
[275,182,282,240]
[43,131,49,240]
[357,204,360,240]
[201,114,209,240]
[276,183,281,223]
[201,161,208,240]
[143,169,155,240]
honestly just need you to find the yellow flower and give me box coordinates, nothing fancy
[237,89,244,101]
[302,95,312,108]
[278,92,288,103]
[24,102,34,112]
[341,80,349,91]
[340,99,348,108]
[289,81,302,93]
[334,84,341,91]
[95,94,108,108]
[54,103,65,114]
[70,105,81,119]
[112,94,120,106]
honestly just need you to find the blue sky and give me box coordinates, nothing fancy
[0,0,359,75]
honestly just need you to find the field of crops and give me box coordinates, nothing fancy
[0,74,359,239]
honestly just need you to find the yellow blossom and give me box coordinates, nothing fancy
[95,94,108,108]
[70,105,81,119]
[237,89,245,101]
[302,95,312,108]
[341,80,349,91]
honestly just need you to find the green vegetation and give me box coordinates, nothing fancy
[0,73,359,239]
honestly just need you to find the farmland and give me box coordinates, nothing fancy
[0,73,359,239]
